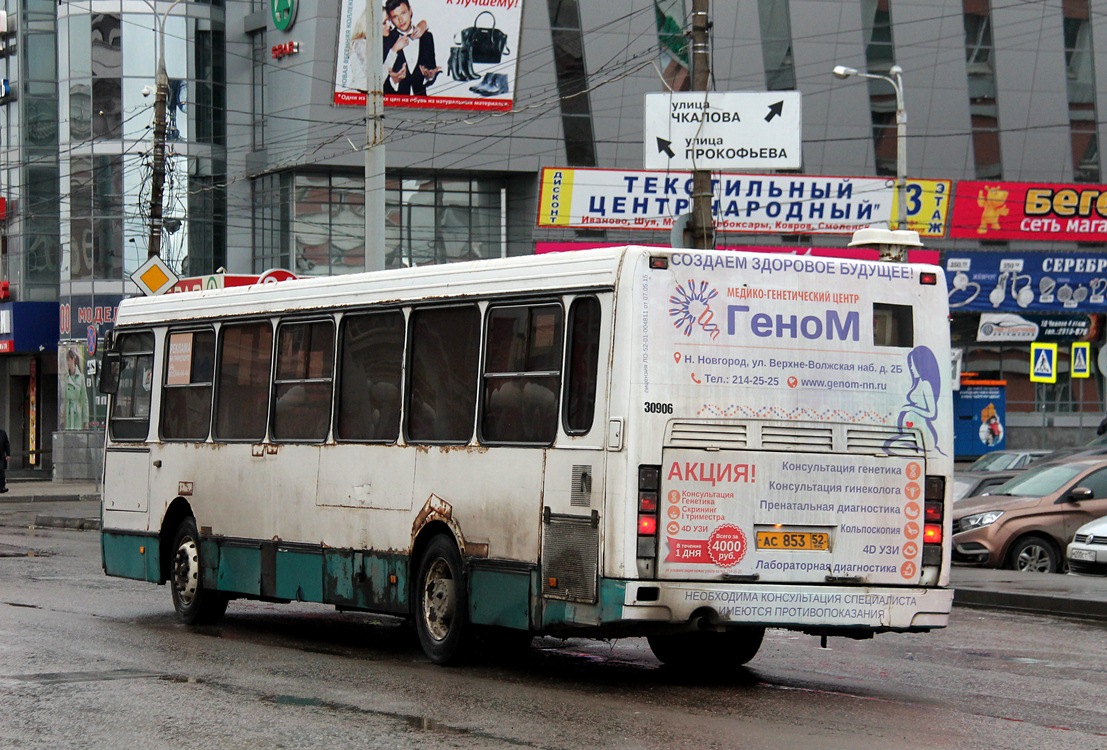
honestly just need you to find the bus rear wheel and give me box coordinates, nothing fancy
[170,517,229,626]
[648,626,765,669]
[414,535,471,665]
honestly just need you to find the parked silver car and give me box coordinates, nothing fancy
[1067,515,1107,576]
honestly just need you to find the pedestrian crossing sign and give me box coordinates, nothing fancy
[1072,342,1092,379]
[1029,343,1058,383]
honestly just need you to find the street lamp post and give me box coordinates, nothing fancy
[832,64,907,235]
[145,0,185,259]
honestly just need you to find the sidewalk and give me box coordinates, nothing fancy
[0,477,102,531]
[4,477,1107,621]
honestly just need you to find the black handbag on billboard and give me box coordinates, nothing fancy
[459,11,510,64]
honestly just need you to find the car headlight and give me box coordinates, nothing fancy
[959,510,1004,531]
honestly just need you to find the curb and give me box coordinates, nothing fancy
[33,514,101,531]
[953,587,1107,621]
[0,494,101,505]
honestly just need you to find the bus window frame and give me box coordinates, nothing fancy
[562,295,603,437]
[159,326,217,443]
[334,307,407,444]
[270,317,336,444]
[213,318,275,443]
[404,303,481,446]
[478,299,564,447]
[107,330,156,442]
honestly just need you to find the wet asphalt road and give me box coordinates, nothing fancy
[1,526,1105,750]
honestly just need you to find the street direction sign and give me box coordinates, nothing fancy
[643,91,802,171]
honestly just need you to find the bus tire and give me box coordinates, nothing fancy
[170,517,229,626]
[648,626,765,669]
[414,534,471,665]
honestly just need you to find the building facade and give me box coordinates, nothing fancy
[1,0,1106,477]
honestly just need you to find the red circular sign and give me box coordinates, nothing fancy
[258,268,297,284]
[708,524,747,568]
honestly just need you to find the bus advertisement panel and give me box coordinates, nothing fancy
[630,251,952,627]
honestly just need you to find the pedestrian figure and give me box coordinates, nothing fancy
[0,426,10,492]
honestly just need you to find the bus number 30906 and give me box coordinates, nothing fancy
[644,402,674,414]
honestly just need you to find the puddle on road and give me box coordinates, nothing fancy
[0,544,50,558]
[258,692,538,746]
[2,668,169,685]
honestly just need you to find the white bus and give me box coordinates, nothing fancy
[99,246,954,666]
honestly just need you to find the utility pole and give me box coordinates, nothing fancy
[686,0,715,250]
[365,1,386,272]
[146,0,184,259]
[148,62,168,259]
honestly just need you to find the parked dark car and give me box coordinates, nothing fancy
[952,458,1107,573]
[964,450,1049,472]
[1037,433,1107,464]
[952,470,1023,502]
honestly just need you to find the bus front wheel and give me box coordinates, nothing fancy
[414,535,471,665]
[170,517,229,626]
[648,626,765,669]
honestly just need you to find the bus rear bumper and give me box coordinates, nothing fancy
[619,580,953,632]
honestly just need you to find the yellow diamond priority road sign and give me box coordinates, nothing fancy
[131,254,179,296]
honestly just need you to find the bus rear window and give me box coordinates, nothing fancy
[873,303,913,347]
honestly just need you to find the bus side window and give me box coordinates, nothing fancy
[406,306,480,444]
[108,332,156,441]
[161,329,215,441]
[214,322,274,441]
[563,296,601,435]
[336,310,404,442]
[480,303,563,445]
[272,320,335,442]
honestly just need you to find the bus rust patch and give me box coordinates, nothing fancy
[411,493,481,555]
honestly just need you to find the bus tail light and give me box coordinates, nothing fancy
[921,476,945,571]
[637,465,661,569]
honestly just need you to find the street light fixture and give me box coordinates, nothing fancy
[144,0,186,259]
[832,63,908,238]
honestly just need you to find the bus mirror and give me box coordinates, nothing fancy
[99,351,122,395]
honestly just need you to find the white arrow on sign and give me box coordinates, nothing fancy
[643,91,802,171]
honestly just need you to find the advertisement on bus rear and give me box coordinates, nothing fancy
[637,251,950,585]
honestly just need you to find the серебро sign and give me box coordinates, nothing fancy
[643,92,802,171]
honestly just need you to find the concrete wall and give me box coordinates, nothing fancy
[52,431,103,482]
